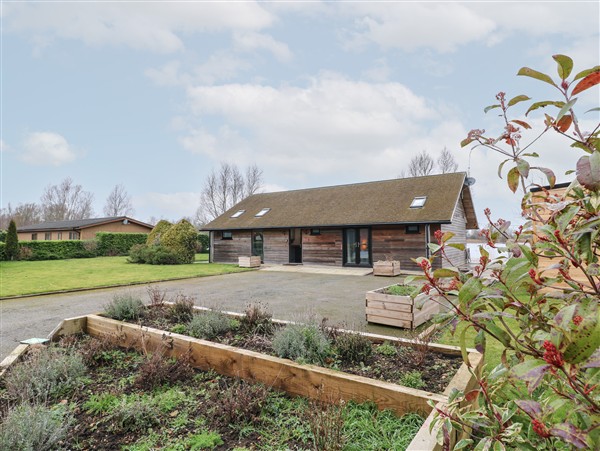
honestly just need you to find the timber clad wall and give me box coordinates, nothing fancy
[263,229,289,264]
[213,230,251,264]
[80,223,151,240]
[372,226,429,271]
[302,229,343,265]
[441,199,468,268]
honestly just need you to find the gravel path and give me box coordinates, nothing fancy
[1,271,408,360]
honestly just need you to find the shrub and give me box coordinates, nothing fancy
[272,323,331,365]
[211,380,270,426]
[0,229,6,241]
[0,403,73,451]
[127,243,182,265]
[18,240,97,260]
[78,335,119,367]
[84,393,120,415]
[5,219,19,260]
[384,284,416,296]
[146,285,167,307]
[398,371,425,389]
[334,331,372,364]
[4,346,86,403]
[134,350,194,390]
[305,399,345,451]
[197,233,210,253]
[110,396,160,432]
[104,294,145,321]
[375,341,397,357]
[168,294,196,323]
[161,219,198,264]
[146,219,172,246]
[0,242,5,261]
[187,310,233,340]
[96,232,147,256]
[240,301,274,335]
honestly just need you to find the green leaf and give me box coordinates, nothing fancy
[572,70,600,95]
[556,204,580,233]
[576,151,600,190]
[507,166,520,193]
[516,159,530,178]
[556,98,577,122]
[511,360,551,393]
[553,54,573,79]
[497,159,510,178]
[433,268,459,278]
[525,100,565,116]
[484,104,501,113]
[459,326,470,366]
[517,67,557,87]
[455,439,474,450]
[507,95,531,107]
[448,243,466,251]
[458,277,483,308]
[585,107,600,114]
[573,65,600,81]
[428,243,442,254]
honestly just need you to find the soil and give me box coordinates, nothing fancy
[137,306,462,395]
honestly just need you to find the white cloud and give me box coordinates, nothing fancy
[0,140,11,153]
[20,132,78,166]
[134,191,201,220]
[4,2,275,53]
[233,31,293,62]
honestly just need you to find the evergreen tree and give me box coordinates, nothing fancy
[5,219,19,260]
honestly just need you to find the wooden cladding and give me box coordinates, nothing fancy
[213,230,252,263]
[441,199,468,269]
[302,229,343,265]
[263,229,289,264]
[371,226,428,271]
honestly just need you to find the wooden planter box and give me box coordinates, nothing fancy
[366,285,447,329]
[238,255,261,268]
[2,312,481,450]
[373,260,401,276]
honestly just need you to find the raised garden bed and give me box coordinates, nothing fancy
[1,301,481,450]
[238,256,261,267]
[366,284,449,329]
[373,260,401,276]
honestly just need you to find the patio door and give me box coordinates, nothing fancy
[252,231,264,262]
[343,228,371,266]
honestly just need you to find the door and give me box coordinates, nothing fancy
[252,231,264,262]
[289,228,302,263]
[344,228,371,266]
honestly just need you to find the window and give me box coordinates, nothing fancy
[405,225,420,234]
[57,232,62,240]
[255,208,271,217]
[231,210,245,218]
[45,232,52,240]
[410,196,427,208]
[222,231,233,240]
[69,231,79,240]
[31,233,38,241]
[310,228,321,236]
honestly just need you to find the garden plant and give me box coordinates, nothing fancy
[409,55,599,449]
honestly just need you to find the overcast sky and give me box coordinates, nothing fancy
[2,1,599,227]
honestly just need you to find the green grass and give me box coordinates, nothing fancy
[0,255,250,297]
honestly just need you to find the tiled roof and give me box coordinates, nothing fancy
[18,216,153,232]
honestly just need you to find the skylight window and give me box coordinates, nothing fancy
[231,210,245,218]
[255,208,271,217]
[410,196,427,208]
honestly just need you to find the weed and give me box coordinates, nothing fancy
[4,345,86,403]
[185,431,224,450]
[187,310,233,340]
[0,402,73,451]
[84,393,119,415]
[153,388,186,413]
[272,323,331,365]
[384,284,417,296]
[376,341,397,357]
[170,324,187,334]
[305,398,345,451]
[134,350,194,390]
[110,395,160,432]
[398,370,425,389]
[104,294,145,321]
[240,301,274,335]
[147,285,167,307]
[211,379,270,426]
[168,293,195,323]
[334,331,372,364]
[78,335,119,367]
[403,329,432,366]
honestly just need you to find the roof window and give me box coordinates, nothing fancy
[231,210,245,218]
[255,208,271,217]
[410,196,427,208]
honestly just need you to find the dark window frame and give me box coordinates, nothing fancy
[221,231,233,240]
[45,232,52,240]
[310,228,321,236]
[405,225,420,234]
[31,233,38,241]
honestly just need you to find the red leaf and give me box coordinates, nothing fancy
[511,119,531,130]
[571,70,600,95]
[556,114,573,132]
[464,389,480,402]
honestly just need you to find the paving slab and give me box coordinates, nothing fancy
[0,270,415,361]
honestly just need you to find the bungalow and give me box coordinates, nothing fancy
[202,173,478,270]
[17,216,154,241]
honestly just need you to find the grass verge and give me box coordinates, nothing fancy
[0,255,250,298]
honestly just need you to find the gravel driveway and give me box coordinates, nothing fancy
[1,271,410,360]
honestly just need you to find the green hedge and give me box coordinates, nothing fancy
[197,233,209,252]
[0,230,7,242]
[96,232,148,256]
[0,242,5,260]
[18,240,97,261]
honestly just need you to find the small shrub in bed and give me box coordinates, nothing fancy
[134,351,194,390]
[240,301,274,335]
[168,293,195,323]
[384,284,417,296]
[104,294,145,321]
[211,379,270,426]
[334,331,372,364]
[0,403,73,450]
[398,370,425,389]
[272,323,331,365]
[4,346,86,403]
[187,310,234,340]
[78,335,119,367]
[110,397,160,433]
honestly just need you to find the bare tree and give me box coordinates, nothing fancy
[0,202,43,229]
[196,163,264,223]
[408,150,435,177]
[103,184,134,217]
[40,177,94,221]
[437,147,459,173]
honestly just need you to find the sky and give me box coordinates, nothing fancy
[1,1,599,227]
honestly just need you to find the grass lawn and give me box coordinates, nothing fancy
[0,254,250,298]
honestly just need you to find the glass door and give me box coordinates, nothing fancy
[252,231,264,262]
[344,228,371,266]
